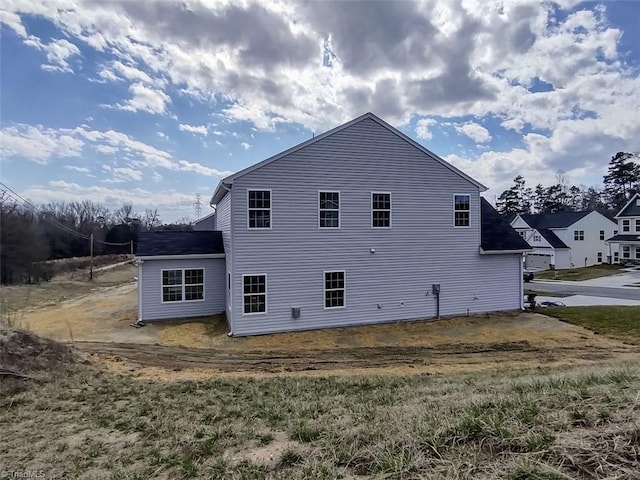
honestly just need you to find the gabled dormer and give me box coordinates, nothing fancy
[615,193,640,234]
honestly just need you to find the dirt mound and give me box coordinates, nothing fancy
[0,323,76,374]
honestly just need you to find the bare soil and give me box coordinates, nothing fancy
[8,264,640,380]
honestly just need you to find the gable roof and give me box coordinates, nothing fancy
[537,228,569,249]
[615,193,640,217]
[480,198,531,253]
[136,231,224,257]
[211,112,487,204]
[519,211,591,229]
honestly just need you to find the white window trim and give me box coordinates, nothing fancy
[323,270,346,310]
[622,246,631,258]
[160,268,205,303]
[247,189,272,230]
[597,252,603,263]
[318,191,341,229]
[622,219,630,232]
[371,192,392,229]
[453,193,471,228]
[635,219,640,233]
[599,230,605,241]
[573,230,585,241]
[242,273,267,315]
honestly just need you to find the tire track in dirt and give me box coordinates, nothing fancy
[76,341,640,375]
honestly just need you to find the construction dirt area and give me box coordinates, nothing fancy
[4,263,639,381]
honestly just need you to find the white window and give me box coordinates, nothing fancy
[622,219,630,232]
[533,235,541,242]
[636,247,640,259]
[573,230,584,241]
[614,251,619,262]
[454,194,470,227]
[319,191,340,228]
[600,230,605,240]
[324,271,345,309]
[597,252,602,263]
[372,192,391,228]
[518,231,526,238]
[162,269,204,302]
[636,220,640,232]
[248,190,271,229]
[622,246,631,259]
[243,275,266,314]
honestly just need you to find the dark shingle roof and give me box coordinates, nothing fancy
[481,198,531,252]
[538,228,569,249]
[520,211,591,229]
[617,194,640,217]
[136,231,224,256]
[606,234,640,242]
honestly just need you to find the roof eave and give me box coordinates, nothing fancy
[211,180,232,205]
[480,248,531,255]
[135,253,226,261]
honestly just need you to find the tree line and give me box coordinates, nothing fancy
[496,152,640,220]
[0,194,192,284]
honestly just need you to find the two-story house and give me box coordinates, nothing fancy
[510,211,617,269]
[607,193,640,264]
[135,113,530,336]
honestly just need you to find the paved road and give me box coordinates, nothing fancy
[527,281,640,301]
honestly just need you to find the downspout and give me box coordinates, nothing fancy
[215,182,233,336]
[137,259,143,322]
[520,253,525,310]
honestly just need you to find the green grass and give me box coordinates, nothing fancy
[534,264,624,281]
[2,362,640,479]
[545,306,640,343]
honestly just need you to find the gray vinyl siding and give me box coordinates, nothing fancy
[139,258,225,321]
[216,193,233,324]
[194,213,216,230]
[227,118,521,336]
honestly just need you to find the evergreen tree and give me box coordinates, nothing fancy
[496,175,532,219]
[603,152,640,211]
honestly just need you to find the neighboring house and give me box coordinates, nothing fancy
[193,211,216,230]
[607,193,640,264]
[136,112,530,336]
[511,211,617,269]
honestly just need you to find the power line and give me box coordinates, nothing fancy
[0,186,92,240]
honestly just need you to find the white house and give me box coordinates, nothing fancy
[511,210,617,269]
[135,113,531,336]
[607,193,640,264]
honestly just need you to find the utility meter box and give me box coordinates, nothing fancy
[432,284,441,294]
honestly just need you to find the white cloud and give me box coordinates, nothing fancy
[179,124,208,135]
[240,142,251,150]
[0,124,84,163]
[95,145,119,155]
[177,160,233,177]
[415,118,437,140]
[3,0,640,197]
[113,83,171,115]
[454,122,492,144]
[64,165,90,173]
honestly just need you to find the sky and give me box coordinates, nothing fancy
[1,0,639,222]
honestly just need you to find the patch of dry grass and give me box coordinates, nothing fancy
[535,264,624,281]
[1,357,638,479]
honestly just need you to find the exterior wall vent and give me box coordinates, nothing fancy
[291,307,301,318]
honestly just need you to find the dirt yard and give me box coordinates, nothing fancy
[6,263,639,380]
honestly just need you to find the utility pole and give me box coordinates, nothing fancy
[89,233,94,280]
